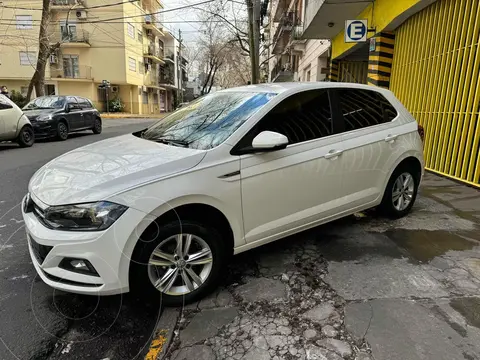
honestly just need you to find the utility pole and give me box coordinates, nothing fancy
[178,29,184,103]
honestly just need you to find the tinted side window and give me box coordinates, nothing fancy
[338,89,398,131]
[67,96,79,110]
[255,89,333,145]
[76,97,91,109]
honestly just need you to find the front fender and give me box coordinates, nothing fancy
[15,114,32,137]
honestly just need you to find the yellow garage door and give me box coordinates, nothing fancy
[390,0,480,187]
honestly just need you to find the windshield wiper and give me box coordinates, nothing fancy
[150,137,190,147]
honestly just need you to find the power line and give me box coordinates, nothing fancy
[0,0,133,11]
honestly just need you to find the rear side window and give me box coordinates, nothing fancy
[0,95,13,110]
[255,89,333,145]
[76,97,91,109]
[337,89,398,131]
[67,96,79,109]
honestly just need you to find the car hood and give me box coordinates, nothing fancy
[23,108,59,119]
[29,134,206,206]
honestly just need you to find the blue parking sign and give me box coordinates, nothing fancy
[345,20,368,43]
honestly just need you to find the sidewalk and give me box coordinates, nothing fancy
[154,172,480,360]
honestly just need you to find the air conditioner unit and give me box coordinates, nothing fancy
[111,86,119,93]
[49,55,58,64]
[145,15,152,24]
[146,29,153,37]
[142,85,147,92]
[146,64,152,72]
[76,10,87,20]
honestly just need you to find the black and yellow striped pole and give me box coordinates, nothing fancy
[367,32,395,88]
[329,59,339,82]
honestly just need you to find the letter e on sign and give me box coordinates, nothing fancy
[345,20,367,43]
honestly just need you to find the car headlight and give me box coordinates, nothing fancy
[43,201,128,231]
[37,114,53,121]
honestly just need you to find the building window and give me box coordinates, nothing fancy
[128,57,136,71]
[306,70,311,82]
[62,55,79,78]
[20,86,29,96]
[16,15,33,29]
[139,61,144,74]
[19,51,36,66]
[137,29,143,42]
[142,91,148,104]
[127,23,135,38]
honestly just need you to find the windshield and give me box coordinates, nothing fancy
[23,96,65,110]
[141,91,276,150]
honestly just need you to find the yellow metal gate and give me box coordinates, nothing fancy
[390,0,480,187]
[338,61,368,84]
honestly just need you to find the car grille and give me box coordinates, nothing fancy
[24,194,50,228]
[29,237,53,265]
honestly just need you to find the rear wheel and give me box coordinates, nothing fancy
[92,118,102,134]
[17,126,35,147]
[56,121,68,141]
[130,221,226,306]
[379,165,420,218]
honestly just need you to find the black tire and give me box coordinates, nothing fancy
[378,164,420,219]
[130,220,226,307]
[92,117,102,134]
[17,126,35,147]
[56,121,68,141]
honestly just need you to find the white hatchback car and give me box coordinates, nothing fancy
[0,94,34,147]
[22,83,424,305]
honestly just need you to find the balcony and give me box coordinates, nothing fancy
[271,0,288,22]
[271,61,293,82]
[50,65,92,80]
[143,45,164,64]
[51,0,81,10]
[144,70,160,88]
[289,25,307,54]
[51,29,90,48]
[164,50,175,64]
[303,0,371,39]
[143,14,164,37]
[159,66,175,88]
[272,12,297,55]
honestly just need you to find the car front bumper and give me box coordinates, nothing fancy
[30,120,56,139]
[22,194,146,295]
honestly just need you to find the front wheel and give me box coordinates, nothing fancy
[92,118,102,134]
[130,221,226,306]
[379,166,420,218]
[17,126,35,147]
[56,121,68,141]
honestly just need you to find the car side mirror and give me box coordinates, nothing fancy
[65,105,70,113]
[251,131,289,151]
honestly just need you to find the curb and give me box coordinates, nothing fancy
[101,113,170,119]
[145,307,180,360]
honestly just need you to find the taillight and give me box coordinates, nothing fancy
[418,124,425,143]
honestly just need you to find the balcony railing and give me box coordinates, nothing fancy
[144,71,158,86]
[51,29,90,46]
[159,66,175,86]
[291,24,304,41]
[51,0,78,6]
[50,65,92,80]
[144,14,163,35]
[143,45,163,59]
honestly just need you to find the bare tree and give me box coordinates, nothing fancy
[26,0,61,100]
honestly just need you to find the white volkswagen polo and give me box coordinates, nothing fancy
[22,83,424,305]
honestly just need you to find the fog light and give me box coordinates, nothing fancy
[59,258,100,277]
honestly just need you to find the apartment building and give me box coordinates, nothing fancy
[0,0,187,114]
[266,0,330,83]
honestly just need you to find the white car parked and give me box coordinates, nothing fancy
[0,94,34,147]
[22,83,424,306]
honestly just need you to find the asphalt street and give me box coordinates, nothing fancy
[0,119,161,360]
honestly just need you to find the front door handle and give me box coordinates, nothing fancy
[325,149,343,159]
[385,134,398,142]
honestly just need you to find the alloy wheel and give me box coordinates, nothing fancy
[392,172,415,211]
[22,128,33,144]
[59,123,67,139]
[95,119,101,132]
[147,233,213,296]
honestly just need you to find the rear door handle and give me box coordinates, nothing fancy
[325,149,343,159]
[385,134,398,142]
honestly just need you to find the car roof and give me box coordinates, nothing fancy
[219,82,393,96]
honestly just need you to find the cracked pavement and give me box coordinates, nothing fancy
[163,173,480,360]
